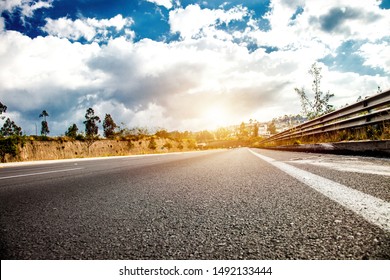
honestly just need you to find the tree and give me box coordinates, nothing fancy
[267,121,277,134]
[39,110,50,136]
[195,130,214,142]
[84,108,101,138]
[0,137,19,162]
[238,122,248,138]
[83,108,101,153]
[215,127,230,140]
[40,121,49,136]
[0,102,7,119]
[252,123,259,138]
[155,129,170,139]
[65,123,79,139]
[295,62,335,120]
[103,114,117,138]
[0,118,22,136]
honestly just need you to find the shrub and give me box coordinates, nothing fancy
[187,139,197,149]
[148,138,157,150]
[163,142,173,150]
[0,136,22,162]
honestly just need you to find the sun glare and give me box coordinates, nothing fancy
[203,106,231,129]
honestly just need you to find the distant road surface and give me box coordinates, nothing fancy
[0,148,389,259]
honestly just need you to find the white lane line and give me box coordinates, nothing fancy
[292,159,390,176]
[0,168,83,180]
[248,149,390,232]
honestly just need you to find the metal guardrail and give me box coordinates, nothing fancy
[260,89,390,146]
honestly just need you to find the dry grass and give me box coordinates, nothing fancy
[258,121,390,147]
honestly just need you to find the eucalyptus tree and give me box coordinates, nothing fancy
[103,114,117,139]
[83,108,101,154]
[39,110,50,136]
[0,118,22,136]
[65,123,79,139]
[0,102,7,119]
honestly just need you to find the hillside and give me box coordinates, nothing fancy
[1,137,197,163]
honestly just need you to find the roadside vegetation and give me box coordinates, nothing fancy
[0,100,265,162]
[257,122,390,148]
[265,62,390,147]
[295,62,335,120]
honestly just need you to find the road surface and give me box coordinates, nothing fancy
[0,148,389,259]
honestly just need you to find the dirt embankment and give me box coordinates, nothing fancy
[5,138,195,162]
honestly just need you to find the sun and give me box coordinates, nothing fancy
[205,107,224,119]
[203,106,231,129]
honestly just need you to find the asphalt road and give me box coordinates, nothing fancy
[0,148,389,259]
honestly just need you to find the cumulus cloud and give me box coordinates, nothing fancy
[83,34,328,129]
[248,0,390,50]
[358,42,390,74]
[0,30,103,131]
[145,0,174,10]
[0,0,53,17]
[0,31,102,91]
[169,4,248,39]
[318,7,364,33]
[1,0,390,135]
[42,15,134,42]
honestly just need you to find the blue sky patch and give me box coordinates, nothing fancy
[380,0,390,9]
[320,40,386,76]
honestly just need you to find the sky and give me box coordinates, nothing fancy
[0,0,390,135]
